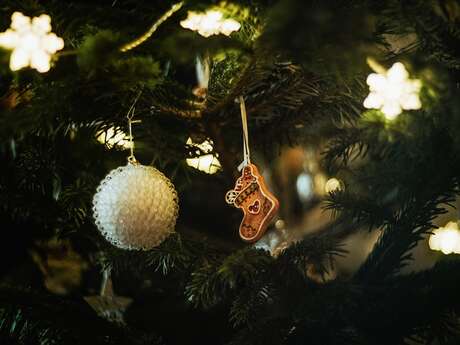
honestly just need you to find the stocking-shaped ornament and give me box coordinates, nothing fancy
[225,97,279,242]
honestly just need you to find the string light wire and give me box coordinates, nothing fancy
[120,2,184,52]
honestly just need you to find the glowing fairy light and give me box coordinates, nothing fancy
[97,127,133,150]
[186,137,221,174]
[429,222,460,255]
[325,178,344,193]
[296,172,313,202]
[275,219,285,230]
[0,12,64,72]
[180,10,241,37]
[363,62,421,120]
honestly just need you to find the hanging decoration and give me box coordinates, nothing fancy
[193,54,210,99]
[429,221,460,255]
[92,94,179,250]
[84,269,132,324]
[186,137,221,174]
[180,9,241,37]
[225,96,279,243]
[0,12,64,72]
[363,61,421,120]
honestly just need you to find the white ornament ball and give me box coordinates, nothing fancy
[92,163,179,250]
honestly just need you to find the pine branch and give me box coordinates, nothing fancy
[323,190,392,230]
[354,193,455,282]
[229,281,274,328]
[373,0,460,69]
[104,233,202,276]
[323,127,368,174]
[276,231,347,281]
[0,285,162,345]
[185,248,272,308]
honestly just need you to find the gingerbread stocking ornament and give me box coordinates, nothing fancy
[225,96,280,243]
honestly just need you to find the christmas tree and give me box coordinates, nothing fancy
[1,0,460,344]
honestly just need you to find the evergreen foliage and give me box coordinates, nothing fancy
[1,0,460,344]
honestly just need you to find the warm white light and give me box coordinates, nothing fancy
[363,62,421,120]
[219,18,241,36]
[186,137,221,174]
[325,178,343,193]
[275,219,285,230]
[0,12,64,72]
[97,127,133,150]
[429,222,460,255]
[180,10,241,37]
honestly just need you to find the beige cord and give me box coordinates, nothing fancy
[238,96,251,167]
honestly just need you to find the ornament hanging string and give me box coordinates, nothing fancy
[238,96,251,171]
[100,267,114,297]
[127,90,143,164]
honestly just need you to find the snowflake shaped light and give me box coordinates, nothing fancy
[363,62,421,120]
[0,12,64,73]
[186,137,221,174]
[180,10,241,37]
[96,127,133,150]
[429,222,460,255]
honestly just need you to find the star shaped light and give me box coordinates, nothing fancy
[363,62,422,120]
[180,10,241,37]
[0,12,64,73]
[429,221,460,255]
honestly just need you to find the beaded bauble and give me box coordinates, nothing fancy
[93,163,179,250]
